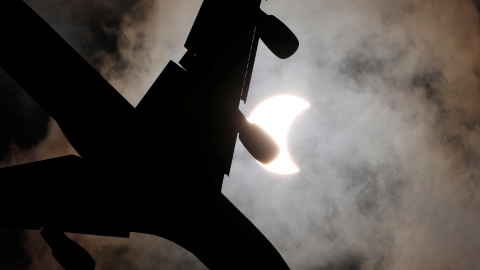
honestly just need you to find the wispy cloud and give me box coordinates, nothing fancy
[2,0,480,269]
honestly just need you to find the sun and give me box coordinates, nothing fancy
[247,95,310,175]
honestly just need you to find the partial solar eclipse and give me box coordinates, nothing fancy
[248,95,310,174]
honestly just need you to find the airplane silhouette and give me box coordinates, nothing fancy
[0,0,299,269]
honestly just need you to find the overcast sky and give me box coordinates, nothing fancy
[1,0,480,269]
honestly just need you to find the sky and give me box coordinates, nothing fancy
[1,0,480,269]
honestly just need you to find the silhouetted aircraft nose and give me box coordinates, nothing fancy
[257,11,299,59]
[233,109,280,165]
[240,121,280,164]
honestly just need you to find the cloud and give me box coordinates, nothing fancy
[2,0,480,269]
[225,0,480,269]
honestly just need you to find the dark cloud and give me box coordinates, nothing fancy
[411,70,444,106]
[339,52,386,85]
[312,252,363,270]
[26,0,147,59]
[3,0,480,269]
[24,0,166,105]
[342,162,405,217]
[473,0,480,15]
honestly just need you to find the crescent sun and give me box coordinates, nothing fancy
[247,95,310,175]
